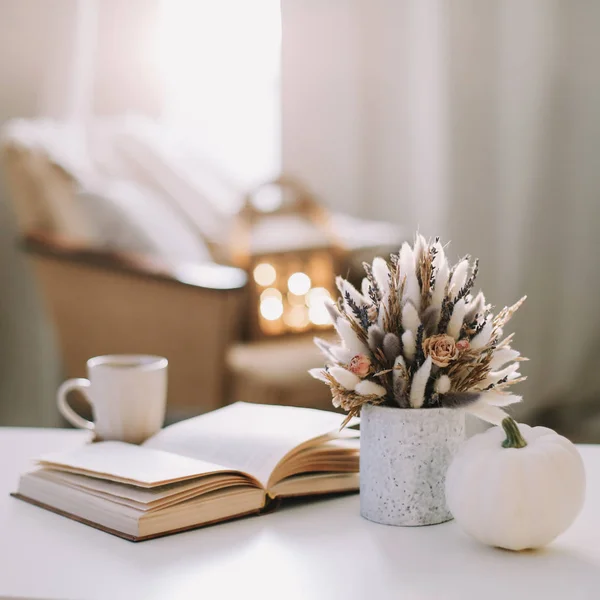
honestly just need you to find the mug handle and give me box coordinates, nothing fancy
[57,379,95,431]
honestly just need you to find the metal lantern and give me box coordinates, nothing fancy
[231,176,343,340]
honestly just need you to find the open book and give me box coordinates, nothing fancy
[13,402,359,541]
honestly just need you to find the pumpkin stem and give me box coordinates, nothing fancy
[501,417,527,449]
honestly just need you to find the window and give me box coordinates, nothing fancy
[157,0,281,188]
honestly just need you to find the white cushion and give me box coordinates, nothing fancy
[79,180,211,265]
[107,121,243,244]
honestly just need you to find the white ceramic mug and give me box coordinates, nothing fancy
[57,355,168,444]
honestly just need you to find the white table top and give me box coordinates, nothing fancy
[0,428,599,600]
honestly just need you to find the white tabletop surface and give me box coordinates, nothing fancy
[0,428,599,600]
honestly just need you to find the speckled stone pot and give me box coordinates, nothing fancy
[360,404,465,526]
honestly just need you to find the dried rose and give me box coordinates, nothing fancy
[422,334,459,368]
[348,354,371,377]
[456,339,470,352]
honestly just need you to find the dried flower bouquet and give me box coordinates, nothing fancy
[309,235,527,426]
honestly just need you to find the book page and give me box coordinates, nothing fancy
[143,402,354,487]
[37,441,253,488]
[35,469,248,505]
[28,468,252,514]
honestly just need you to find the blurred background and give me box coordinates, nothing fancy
[1,0,599,440]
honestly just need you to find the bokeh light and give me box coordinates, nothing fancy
[261,287,282,301]
[253,263,276,287]
[306,287,331,307]
[284,306,309,329]
[287,272,311,295]
[260,297,284,320]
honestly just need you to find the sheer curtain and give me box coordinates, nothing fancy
[281,0,600,421]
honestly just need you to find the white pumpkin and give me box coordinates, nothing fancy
[445,418,586,551]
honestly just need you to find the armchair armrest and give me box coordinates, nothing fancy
[22,231,247,291]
